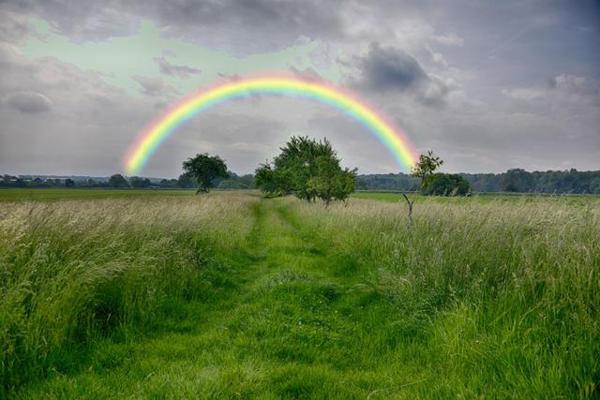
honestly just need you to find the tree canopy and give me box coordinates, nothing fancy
[411,151,471,196]
[182,153,229,193]
[255,136,356,204]
[412,150,444,186]
[108,174,130,188]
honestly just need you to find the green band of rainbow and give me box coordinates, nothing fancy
[125,76,417,175]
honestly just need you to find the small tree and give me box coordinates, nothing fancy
[182,153,229,193]
[422,173,471,196]
[108,174,130,188]
[255,163,282,196]
[64,178,75,188]
[411,151,471,196]
[412,150,444,190]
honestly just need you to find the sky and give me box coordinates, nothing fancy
[0,0,599,177]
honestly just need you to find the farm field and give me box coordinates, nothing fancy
[1,191,599,398]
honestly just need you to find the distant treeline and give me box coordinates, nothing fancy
[357,169,600,194]
[0,173,256,190]
[3,168,600,194]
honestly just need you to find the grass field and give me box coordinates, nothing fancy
[1,190,598,398]
[0,188,196,202]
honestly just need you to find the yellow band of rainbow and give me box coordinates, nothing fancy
[125,76,417,175]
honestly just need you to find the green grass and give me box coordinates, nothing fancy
[353,190,600,206]
[1,192,598,398]
[0,188,199,202]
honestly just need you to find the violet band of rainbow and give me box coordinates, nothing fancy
[124,77,417,175]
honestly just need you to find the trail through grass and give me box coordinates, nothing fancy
[14,199,422,398]
[4,193,599,398]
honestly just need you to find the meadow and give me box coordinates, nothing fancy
[1,190,598,398]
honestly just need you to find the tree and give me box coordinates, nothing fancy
[159,178,179,188]
[129,176,152,188]
[177,173,196,188]
[64,178,75,188]
[422,173,471,196]
[501,169,532,192]
[108,174,130,188]
[255,136,356,204]
[182,153,229,193]
[255,163,283,196]
[412,150,444,190]
[411,151,470,196]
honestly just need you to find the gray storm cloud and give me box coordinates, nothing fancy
[349,43,453,107]
[5,91,51,113]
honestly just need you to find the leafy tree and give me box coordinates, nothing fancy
[255,136,356,204]
[159,178,179,188]
[255,163,283,196]
[64,178,75,188]
[182,153,229,193]
[412,150,444,189]
[177,173,196,188]
[129,176,152,188]
[590,177,600,194]
[108,174,130,188]
[410,151,470,196]
[306,155,357,206]
[422,173,471,196]
[501,169,533,192]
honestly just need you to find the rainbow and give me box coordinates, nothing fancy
[125,76,417,175]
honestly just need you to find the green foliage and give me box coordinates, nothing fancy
[409,151,471,196]
[412,150,444,184]
[182,153,229,193]
[501,168,534,192]
[108,174,129,188]
[128,176,152,188]
[357,170,600,194]
[255,136,356,203]
[422,173,471,196]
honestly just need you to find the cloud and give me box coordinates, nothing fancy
[0,1,139,41]
[289,66,323,81]
[352,43,427,91]
[504,74,599,106]
[348,42,454,107]
[2,0,342,53]
[550,74,586,91]
[432,33,464,47]
[154,56,201,79]
[0,9,30,43]
[5,91,51,112]
[131,75,176,97]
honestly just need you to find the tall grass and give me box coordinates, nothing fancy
[0,194,256,393]
[291,196,600,397]
[2,192,598,398]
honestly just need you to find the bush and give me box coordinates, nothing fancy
[422,173,471,196]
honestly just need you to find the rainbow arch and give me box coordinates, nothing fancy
[124,76,417,175]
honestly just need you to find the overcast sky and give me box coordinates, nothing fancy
[0,0,598,177]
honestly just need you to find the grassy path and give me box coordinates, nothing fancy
[16,198,428,399]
